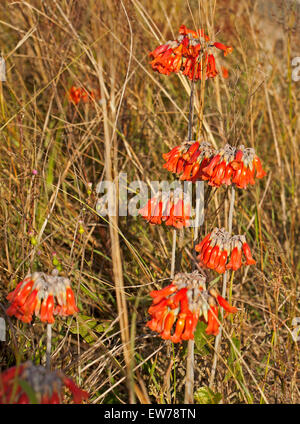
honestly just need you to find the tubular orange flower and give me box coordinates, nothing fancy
[207,245,220,269]
[226,246,242,271]
[6,269,79,324]
[205,306,219,336]
[68,86,100,105]
[138,188,192,228]
[202,154,221,177]
[162,141,266,188]
[40,295,55,324]
[206,54,218,78]
[171,315,186,343]
[195,228,256,273]
[216,294,238,314]
[242,242,256,265]
[221,66,229,78]
[149,25,233,80]
[0,362,88,404]
[213,42,233,56]
[215,250,228,274]
[69,86,82,105]
[146,272,237,342]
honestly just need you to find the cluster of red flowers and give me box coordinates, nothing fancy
[138,188,192,229]
[69,86,100,105]
[147,272,237,341]
[6,270,79,324]
[163,141,266,188]
[0,362,88,404]
[163,140,214,182]
[195,227,256,273]
[149,25,233,80]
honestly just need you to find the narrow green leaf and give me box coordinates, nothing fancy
[18,379,39,404]
[194,386,222,404]
[194,321,210,356]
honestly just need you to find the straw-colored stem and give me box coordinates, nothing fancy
[197,54,207,138]
[171,229,176,279]
[188,80,195,141]
[209,186,235,388]
[184,340,195,403]
[184,79,196,404]
[98,54,134,402]
[46,324,52,370]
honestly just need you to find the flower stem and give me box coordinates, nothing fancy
[184,339,195,403]
[46,323,52,370]
[209,186,235,388]
[184,79,196,404]
[197,55,206,137]
[188,80,195,141]
[171,229,176,279]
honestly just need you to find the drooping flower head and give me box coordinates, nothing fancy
[6,269,79,324]
[149,25,233,80]
[163,141,266,188]
[147,271,237,342]
[138,187,193,229]
[0,362,88,404]
[163,140,215,182]
[195,228,256,274]
[202,144,267,188]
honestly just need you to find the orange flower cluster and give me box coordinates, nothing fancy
[138,188,192,229]
[163,141,266,188]
[147,272,237,341]
[0,362,88,404]
[6,270,79,324]
[195,228,256,273]
[149,25,233,80]
[69,86,100,105]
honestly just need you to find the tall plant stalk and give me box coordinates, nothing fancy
[170,229,177,279]
[171,80,195,283]
[185,46,208,402]
[184,79,196,404]
[209,186,235,388]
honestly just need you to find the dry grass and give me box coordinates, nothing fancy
[0,0,299,404]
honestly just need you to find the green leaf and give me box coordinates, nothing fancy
[224,336,253,403]
[194,321,210,356]
[67,314,111,344]
[18,379,39,404]
[224,336,243,383]
[194,386,222,404]
[80,282,103,303]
